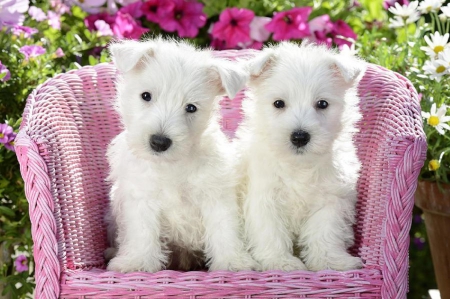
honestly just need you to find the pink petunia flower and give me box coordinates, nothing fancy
[0,0,29,26]
[28,6,47,21]
[14,255,28,272]
[0,123,14,144]
[0,61,11,82]
[112,11,149,39]
[70,0,107,14]
[119,1,144,19]
[85,12,116,31]
[250,16,271,43]
[212,8,255,48]
[265,7,312,41]
[141,0,164,23]
[94,20,113,36]
[55,47,65,57]
[19,45,46,61]
[11,25,39,38]
[331,20,357,48]
[50,0,71,15]
[308,14,334,47]
[158,0,207,38]
[47,11,61,29]
[5,132,16,151]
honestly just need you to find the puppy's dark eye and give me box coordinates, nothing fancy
[186,104,197,113]
[141,92,152,102]
[273,100,285,109]
[316,100,329,109]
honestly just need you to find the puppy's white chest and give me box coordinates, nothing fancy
[160,185,205,250]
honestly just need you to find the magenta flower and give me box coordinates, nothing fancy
[47,11,61,29]
[265,7,312,41]
[94,20,113,36]
[0,0,29,26]
[4,132,16,151]
[0,61,11,82]
[28,6,47,21]
[0,123,14,144]
[85,12,116,31]
[19,45,46,61]
[331,20,357,48]
[14,255,28,272]
[383,0,409,9]
[212,8,254,48]
[55,47,65,57]
[119,1,143,19]
[112,11,149,39]
[308,15,334,47]
[158,0,207,38]
[250,16,271,43]
[141,0,164,23]
[11,25,39,38]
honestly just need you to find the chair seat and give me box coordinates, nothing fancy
[60,268,383,298]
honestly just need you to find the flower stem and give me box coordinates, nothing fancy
[434,12,443,34]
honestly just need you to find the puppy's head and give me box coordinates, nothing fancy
[110,38,247,161]
[247,42,365,157]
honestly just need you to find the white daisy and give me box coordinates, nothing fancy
[438,47,450,65]
[418,0,445,14]
[389,16,406,28]
[420,31,449,58]
[441,4,450,17]
[389,1,420,18]
[421,103,450,134]
[423,59,448,81]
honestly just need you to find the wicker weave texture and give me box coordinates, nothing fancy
[15,50,426,298]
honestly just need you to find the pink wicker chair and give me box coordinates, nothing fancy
[15,50,426,299]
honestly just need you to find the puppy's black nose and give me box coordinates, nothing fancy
[150,135,172,152]
[290,130,310,147]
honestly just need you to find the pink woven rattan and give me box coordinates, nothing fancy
[15,50,426,299]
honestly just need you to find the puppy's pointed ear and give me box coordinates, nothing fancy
[331,54,366,84]
[210,59,249,99]
[109,41,154,73]
[248,48,276,78]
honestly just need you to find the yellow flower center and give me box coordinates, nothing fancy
[0,133,3,138]
[427,6,432,12]
[434,45,444,54]
[429,159,440,171]
[428,115,440,126]
[436,65,446,73]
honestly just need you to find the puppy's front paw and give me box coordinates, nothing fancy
[209,252,261,271]
[260,255,307,271]
[107,254,163,273]
[306,252,363,271]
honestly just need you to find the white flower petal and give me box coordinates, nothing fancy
[436,125,445,134]
[431,103,437,115]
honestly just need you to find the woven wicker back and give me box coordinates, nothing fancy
[18,51,423,276]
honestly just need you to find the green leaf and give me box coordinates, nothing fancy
[88,55,97,66]
[0,206,16,218]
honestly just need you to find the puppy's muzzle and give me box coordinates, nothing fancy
[150,134,172,152]
[290,130,310,147]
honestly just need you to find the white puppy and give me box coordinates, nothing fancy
[237,42,365,271]
[106,38,257,273]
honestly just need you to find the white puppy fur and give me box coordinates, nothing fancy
[106,38,258,273]
[236,42,366,271]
